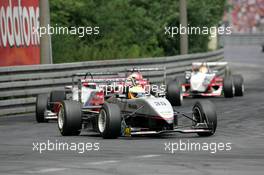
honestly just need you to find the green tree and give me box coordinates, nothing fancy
[50,0,225,63]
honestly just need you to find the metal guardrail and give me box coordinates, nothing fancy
[0,49,224,116]
[219,33,264,46]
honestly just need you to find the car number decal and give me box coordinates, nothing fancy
[154,101,167,106]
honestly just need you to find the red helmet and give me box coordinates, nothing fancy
[128,72,143,80]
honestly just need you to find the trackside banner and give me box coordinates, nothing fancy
[0,0,40,67]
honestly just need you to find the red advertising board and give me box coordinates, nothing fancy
[0,0,40,67]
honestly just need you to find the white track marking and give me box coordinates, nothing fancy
[132,154,161,159]
[85,160,119,165]
[26,168,66,174]
[84,155,160,166]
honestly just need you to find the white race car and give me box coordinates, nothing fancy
[168,62,244,98]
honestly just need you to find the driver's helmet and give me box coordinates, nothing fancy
[128,86,145,99]
[199,65,208,73]
[127,72,143,81]
[192,65,200,72]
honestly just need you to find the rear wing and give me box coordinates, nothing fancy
[81,78,127,83]
[126,67,166,72]
[73,67,166,78]
[192,62,231,76]
[192,62,228,67]
[73,72,119,79]
[72,66,167,86]
[71,72,122,87]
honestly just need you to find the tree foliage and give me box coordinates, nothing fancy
[50,0,225,63]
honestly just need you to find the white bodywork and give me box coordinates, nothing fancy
[69,86,101,107]
[144,97,174,124]
[190,72,215,92]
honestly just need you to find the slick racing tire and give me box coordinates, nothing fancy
[91,117,99,132]
[36,93,49,123]
[232,74,244,96]
[166,80,183,106]
[174,116,178,126]
[174,76,186,84]
[193,100,217,137]
[223,76,234,98]
[224,66,232,77]
[58,100,82,136]
[50,90,66,110]
[98,103,121,139]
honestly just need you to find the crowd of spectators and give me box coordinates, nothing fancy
[226,0,264,33]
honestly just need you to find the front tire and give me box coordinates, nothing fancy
[233,74,244,96]
[193,100,217,137]
[166,80,183,106]
[98,103,121,139]
[58,100,82,136]
[36,94,49,123]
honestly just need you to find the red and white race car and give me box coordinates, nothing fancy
[35,72,121,123]
[35,68,170,123]
[168,62,244,99]
[37,70,217,139]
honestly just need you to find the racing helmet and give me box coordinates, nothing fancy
[192,65,200,72]
[128,86,145,99]
[199,65,208,73]
[127,72,143,81]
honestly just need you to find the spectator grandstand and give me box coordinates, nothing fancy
[224,0,264,33]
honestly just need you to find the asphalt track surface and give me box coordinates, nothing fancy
[0,45,264,175]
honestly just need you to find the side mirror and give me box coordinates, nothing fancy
[185,71,191,80]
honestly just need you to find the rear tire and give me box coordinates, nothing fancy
[50,91,66,110]
[91,117,99,132]
[223,76,234,98]
[233,74,244,96]
[98,103,121,139]
[193,100,217,137]
[36,94,49,123]
[58,100,82,136]
[166,80,183,106]
[174,116,178,126]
